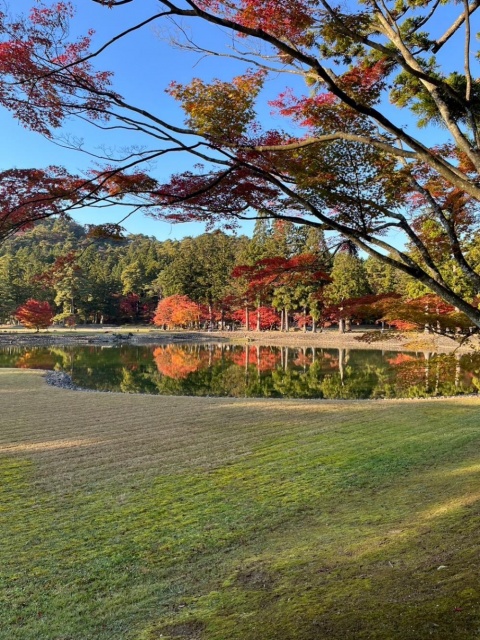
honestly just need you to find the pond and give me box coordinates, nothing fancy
[1,342,479,399]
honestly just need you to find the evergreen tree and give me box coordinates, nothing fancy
[325,253,371,332]
[365,257,402,295]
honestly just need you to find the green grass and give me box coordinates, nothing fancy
[1,369,480,638]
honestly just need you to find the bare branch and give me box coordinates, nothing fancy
[252,133,417,158]
[432,0,480,52]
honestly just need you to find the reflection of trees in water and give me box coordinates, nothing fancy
[384,352,480,398]
[15,349,57,370]
[153,345,202,380]
[0,343,479,398]
[0,346,72,370]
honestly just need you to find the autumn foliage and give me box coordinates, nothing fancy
[153,295,202,329]
[380,295,474,334]
[231,306,280,331]
[15,299,54,331]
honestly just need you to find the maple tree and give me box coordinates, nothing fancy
[153,294,202,328]
[119,293,154,323]
[232,253,331,330]
[322,292,400,332]
[15,298,54,331]
[3,1,480,330]
[380,294,477,334]
[231,305,280,331]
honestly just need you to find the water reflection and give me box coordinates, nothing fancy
[0,343,479,399]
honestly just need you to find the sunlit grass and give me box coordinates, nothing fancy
[1,369,480,639]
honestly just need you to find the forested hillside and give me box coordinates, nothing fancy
[0,217,414,329]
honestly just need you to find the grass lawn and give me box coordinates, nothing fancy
[1,369,480,639]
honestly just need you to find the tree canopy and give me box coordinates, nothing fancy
[2,0,480,325]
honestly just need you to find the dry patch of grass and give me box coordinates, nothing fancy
[1,369,480,639]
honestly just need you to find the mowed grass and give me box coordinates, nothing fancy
[1,370,480,639]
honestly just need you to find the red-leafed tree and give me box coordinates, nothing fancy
[153,295,202,329]
[15,299,54,331]
[119,294,155,324]
[380,294,476,335]
[231,306,280,331]
[232,254,330,331]
[324,293,402,331]
[0,168,83,243]
[3,1,480,333]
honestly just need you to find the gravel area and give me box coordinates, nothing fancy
[0,327,477,352]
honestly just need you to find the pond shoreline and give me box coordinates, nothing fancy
[1,329,478,399]
[0,326,477,353]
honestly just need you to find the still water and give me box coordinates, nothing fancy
[1,342,479,399]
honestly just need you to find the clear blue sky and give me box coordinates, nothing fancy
[0,0,471,244]
[0,0,261,239]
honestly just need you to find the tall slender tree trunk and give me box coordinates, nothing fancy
[339,348,345,384]
[242,345,249,388]
[455,353,461,388]
[424,351,431,392]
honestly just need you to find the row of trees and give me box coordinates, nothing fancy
[4,216,423,331]
[9,214,480,335]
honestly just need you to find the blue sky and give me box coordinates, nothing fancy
[0,0,261,239]
[0,0,472,244]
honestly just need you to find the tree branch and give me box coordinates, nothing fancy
[252,133,416,158]
[432,0,480,52]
